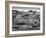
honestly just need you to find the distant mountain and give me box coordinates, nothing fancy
[28,10,33,12]
[12,10,22,14]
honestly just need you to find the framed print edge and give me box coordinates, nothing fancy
[5,1,9,37]
[5,1,45,37]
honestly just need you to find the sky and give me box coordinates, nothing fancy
[12,7,40,12]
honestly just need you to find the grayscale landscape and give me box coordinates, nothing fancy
[12,7,40,31]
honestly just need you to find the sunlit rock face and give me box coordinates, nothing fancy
[12,10,40,31]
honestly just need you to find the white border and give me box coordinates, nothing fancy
[9,3,43,34]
